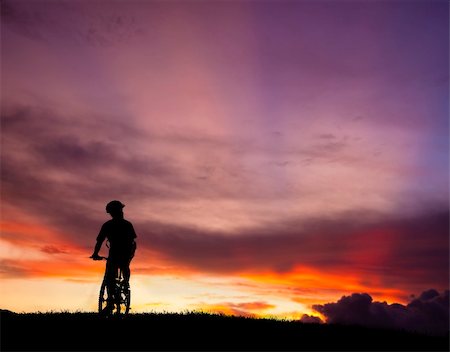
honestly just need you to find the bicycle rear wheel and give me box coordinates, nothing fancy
[116,279,130,314]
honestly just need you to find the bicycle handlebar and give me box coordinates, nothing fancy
[90,255,108,261]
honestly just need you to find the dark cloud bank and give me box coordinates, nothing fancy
[308,289,449,336]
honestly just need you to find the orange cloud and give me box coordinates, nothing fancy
[195,300,275,318]
[1,221,86,254]
[241,266,408,305]
[1,221,61,243]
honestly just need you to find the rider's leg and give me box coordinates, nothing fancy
[123,265,130,282]
[105,261,118,309]
[122,263,130,288]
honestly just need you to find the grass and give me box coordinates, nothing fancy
[1,310,448,351]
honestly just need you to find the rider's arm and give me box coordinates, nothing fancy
[91,223,107,259]
[129,222,137,259]
[129,222,137,239]
[91,240,103,258]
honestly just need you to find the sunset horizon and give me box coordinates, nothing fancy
[1,0,448,334]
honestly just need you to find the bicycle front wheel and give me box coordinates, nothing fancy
[98,280,108,314]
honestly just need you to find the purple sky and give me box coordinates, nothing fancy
[1,0,448,324]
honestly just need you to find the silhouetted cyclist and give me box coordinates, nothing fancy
[90,200,137,313]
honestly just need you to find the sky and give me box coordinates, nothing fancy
[0,0,449,332]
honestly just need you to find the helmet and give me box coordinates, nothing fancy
[106,200,125,213]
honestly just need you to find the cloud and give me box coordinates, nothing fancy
[1,103,188,240]
[40,245,69,255]
[138,211,449,288]
[317,133,336,140]
[234,301,275,311]
[1,0,145,47]
[0,256,94,279]
[197,301,275,318]
[0,259,40,278]
[299,314,323,324]
[313,289,449,335]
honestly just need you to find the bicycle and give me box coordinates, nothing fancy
[94,256,131,315]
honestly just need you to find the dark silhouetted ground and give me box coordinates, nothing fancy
[1,310,448,351]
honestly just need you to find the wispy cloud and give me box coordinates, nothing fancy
[196,300,275,318]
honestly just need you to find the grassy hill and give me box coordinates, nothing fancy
[1,310,448,351]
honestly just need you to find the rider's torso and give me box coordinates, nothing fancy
[102,219,136,260]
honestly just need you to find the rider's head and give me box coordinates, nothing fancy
[106,200,125,219]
